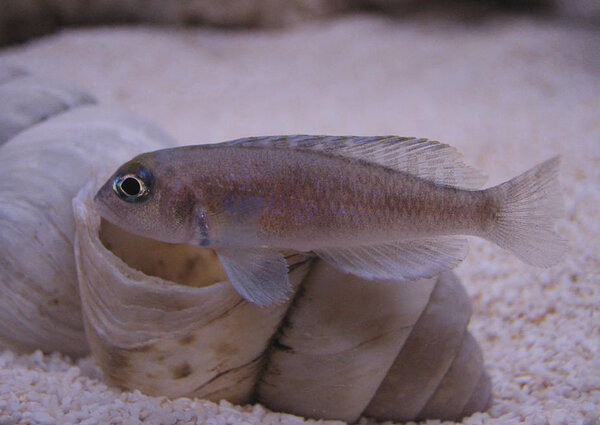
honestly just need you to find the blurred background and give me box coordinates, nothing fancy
[1,0,599,46]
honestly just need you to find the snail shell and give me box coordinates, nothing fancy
[73,182,491,423]
[0,68,175,356]
[1,66,491,422]
[0,68,95,145]
[258,262,492,423]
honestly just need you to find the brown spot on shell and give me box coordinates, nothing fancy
[216,341,241,357]
[177,257,199,282]
[179,334,196,346]
[172,362,193,379]
[99,343,154,385]
[105,347,130,371]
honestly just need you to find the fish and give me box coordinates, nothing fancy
[95,135,566,306]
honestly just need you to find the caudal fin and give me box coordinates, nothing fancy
[486,156,567,267]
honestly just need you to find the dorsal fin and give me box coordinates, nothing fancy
[226,135,486,189]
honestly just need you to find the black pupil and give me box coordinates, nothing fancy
[121,177,141,196]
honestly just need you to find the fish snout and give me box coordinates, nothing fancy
[93,179,122,224]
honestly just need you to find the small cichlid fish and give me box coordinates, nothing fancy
[95,136,566,306]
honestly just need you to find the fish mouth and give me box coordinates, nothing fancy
[93,187,114,222]
[93,181,130,231]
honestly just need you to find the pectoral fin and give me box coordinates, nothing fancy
[216,247,291,306]
[315,237,468,282]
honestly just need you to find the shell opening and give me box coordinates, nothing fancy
[99,218,227,287]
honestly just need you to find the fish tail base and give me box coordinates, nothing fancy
[486,156,566,267]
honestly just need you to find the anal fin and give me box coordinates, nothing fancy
[314,237,468,282]
[216,247,291,306]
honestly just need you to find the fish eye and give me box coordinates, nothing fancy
[121,176,142,196]
[113,169,152,203]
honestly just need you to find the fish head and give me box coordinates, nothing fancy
[95,152,196,244]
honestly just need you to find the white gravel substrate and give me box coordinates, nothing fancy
[0,14,599,425]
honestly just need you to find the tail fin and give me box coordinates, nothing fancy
[486,156,567,267]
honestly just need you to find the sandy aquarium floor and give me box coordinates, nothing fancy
[0,14,599,425]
